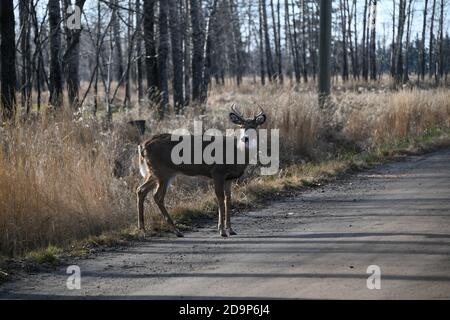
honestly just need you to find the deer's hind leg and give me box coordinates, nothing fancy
[154,178,184,238]
[137,176,157,231]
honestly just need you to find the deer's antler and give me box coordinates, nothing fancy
[231,104,245,121]
[255,104,265,119]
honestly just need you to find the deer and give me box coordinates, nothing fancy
[136,105,267,237]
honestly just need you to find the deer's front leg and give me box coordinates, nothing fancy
[224,180,237,236]
[213,176,227,237]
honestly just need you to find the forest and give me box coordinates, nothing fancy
[0,0,449,258]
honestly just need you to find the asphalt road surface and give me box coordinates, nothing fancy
[1,150,450,299]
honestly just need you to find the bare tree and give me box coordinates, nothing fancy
[158,0,170,116]
[64,0,87,108]
[395,0,407,83]
[112,0,124,82]
[261,0,275,81]
[339,0,349,81]
[420,0,429,80]
[0,0,17,120]
[182,0,191,105]
[270,0,282,82]
[300,0,308,83]
[200,0,218,102]
[437,0,445,81]
[429,0,437,78]
[135,0,144,101]
[370,0,377,80]
[319,0,331,106]
[144,0,158,97]
[49,0,64,108]
[19,0,32,114]
[190,0,204,102]
[404,0,413,82]
[259,0,267,84]
[362,0,369,80]
[285,0,300,83]
[228,0,243,86]
[169,0,185,113]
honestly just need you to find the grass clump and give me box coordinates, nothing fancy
[26,246,62,265]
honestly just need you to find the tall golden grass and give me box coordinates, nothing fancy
[1,83,450,256]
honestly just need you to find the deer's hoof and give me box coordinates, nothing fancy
[227,229,237,236]
[175,230,184,238]
[220,230,228,238]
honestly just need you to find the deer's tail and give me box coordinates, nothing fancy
[138,144,150,178]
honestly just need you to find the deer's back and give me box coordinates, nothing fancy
[142,133,248,180]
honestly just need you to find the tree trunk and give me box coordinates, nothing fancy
[190,0,204,101]
[346,0,356,79]
[169,0,184,113]
[285,0,300,83]
[319,0,331,106]
[362,0,369,81]
[395,0,407,83]
[404,0,413,82]
[261,0,275,81]
[135,0,144,101]
[49,0,64,108]
[339,0,349,81]
[420,0,428,80]
[308,3,319,80]
[229,0,243,86]
[276,0,283,83]
[143,0,158,97]
[437,0,444,81]
[370,0,377,80]
[112,0,124,83]
[429,0,437,78]
[64,0,86,108]
[270,0,281,82]
[390,1,396,77]
[259,0,267,85]
[123,0,133,109]
[353,0,359,79]
[301,0,308,83]
[201,0,218,103]
[0,0,17,120]
[19,0,32,114]
[158,0,170,116]
[182,0,191,105]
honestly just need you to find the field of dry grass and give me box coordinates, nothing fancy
[1,80,450,258]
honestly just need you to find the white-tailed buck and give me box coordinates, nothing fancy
[137,105,267,237]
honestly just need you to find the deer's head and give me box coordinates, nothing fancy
[229,104,267,149]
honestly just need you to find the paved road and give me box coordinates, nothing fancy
[1,150,450,299]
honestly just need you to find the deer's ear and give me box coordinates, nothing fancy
[255,114,267,126]
[230,113,243,125]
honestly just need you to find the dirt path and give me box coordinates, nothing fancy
[2,150,450,299]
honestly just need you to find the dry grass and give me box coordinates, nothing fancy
[1,82,450,257]
[0,112,135,255]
